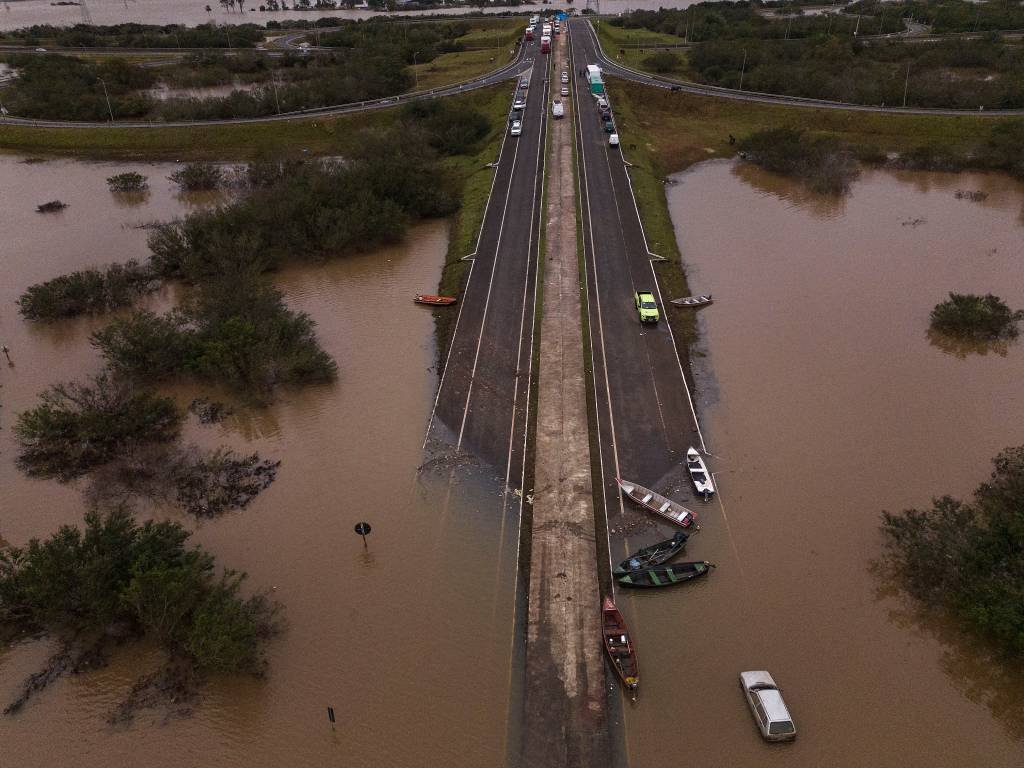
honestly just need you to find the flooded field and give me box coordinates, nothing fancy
[0,0,695,31]
[0,156,517,767]
[620,161,1024,766]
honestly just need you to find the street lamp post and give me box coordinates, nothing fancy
[271,75,281,113]
[412,49,421,90]
[98,77,114,122]
[739,48,747,90]
[902,62,911,107]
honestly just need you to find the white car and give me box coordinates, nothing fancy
[561,86,569,97]
[519,78,529,89]
[513,98,527,110]
[510,120,523,137]
[740,671,796,742]
[551,100,564,118]
[560,71,569,83]
[608,133,619,147]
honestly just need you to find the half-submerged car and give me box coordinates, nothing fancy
[510,120,523,137]
[740,671,797,742]
[634,291,659,323]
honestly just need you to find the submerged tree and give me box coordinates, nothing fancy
[929,293,1023,341]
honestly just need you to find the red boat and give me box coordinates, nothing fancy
[414,294,458,306]
[602,595,639,695]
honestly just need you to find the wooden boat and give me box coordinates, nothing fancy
[617,477,697,528]
[686,447,715,501]
[613,532,689,576]
[414,294,457,306]
[617,560,713,588]
[671,294,713,308]
[602,595,639,693]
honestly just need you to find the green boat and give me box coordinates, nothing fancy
[617,561,713,588]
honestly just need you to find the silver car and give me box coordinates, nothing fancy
[739,671,796,741]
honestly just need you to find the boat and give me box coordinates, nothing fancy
[617,477,697,528]
[414,294,457,306]
[670,294,713,308]
[602,595,639,693]
[686,447,715,501]
[613,532,689,576]
[617,560,713,588]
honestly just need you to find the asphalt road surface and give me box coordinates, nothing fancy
[569,17,708,569]
[423,33,548,499]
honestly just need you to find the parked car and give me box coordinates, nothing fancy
[634,291,659,323]
[513,98,527,110]
[560,71,569,83]
[561,86,569,97]
[509,108,523,124]
[510,120,523,137]
[552,100,564,118]
[740,671,797,742]
[609,133,620,147]
[604,120,615,133]
[599,107,611,121]
[519,78,529,89]
[596,97,609,110]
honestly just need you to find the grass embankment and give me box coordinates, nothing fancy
[433,82,512,358]
[607,76,1020,348]
[412,46,514,91]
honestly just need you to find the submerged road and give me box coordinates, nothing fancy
[569,16,708,571]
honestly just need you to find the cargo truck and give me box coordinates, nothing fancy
[586,64,605,95]
[525,27,534,41]
[540,35,551,53]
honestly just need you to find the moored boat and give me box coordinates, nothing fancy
[671,294,713,308]
[686,447,715,501]
[613,532,689,576]
[617,560,713,588]
[414,294,458,306]
[617,477,697,528]
[602,595,639,694]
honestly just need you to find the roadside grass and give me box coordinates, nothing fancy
[412,46,514,91]
[433,82,513,358]
[607,76,1018,349]
[458,17,524,49]
[595,21,685,50]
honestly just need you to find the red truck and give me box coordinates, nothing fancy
[540,35,551,53]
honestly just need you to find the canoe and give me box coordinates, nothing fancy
[617,477,697,529]
[686,447,715,501]
[602,595,639,693]
[613,532,689,576]
[670,294,713,308]
[617,560,713,588]
[414,294,457,306]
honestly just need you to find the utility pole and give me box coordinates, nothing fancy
[98,77,114,122]
[412,49,420,90]
[739,48,747,90]
[853,14,861,36]
[902,62,910,107]
[785,16,792,40]
[271,75,281,113]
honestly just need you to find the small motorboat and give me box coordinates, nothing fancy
[617,477,697,528]
[617,560,713,588]
[671,294,713,308]
[686,447,715,501]
[613,532,689,576]
[602,595,639,694]
[414,294,457,306]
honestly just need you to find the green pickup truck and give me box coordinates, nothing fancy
[634,291,660,323]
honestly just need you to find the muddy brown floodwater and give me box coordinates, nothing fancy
[0,155,517,767]
[617,160,1024,766]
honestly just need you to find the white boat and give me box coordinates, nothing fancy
[670,294,713,308]
[686,447,715,501]
[617,478,697,528]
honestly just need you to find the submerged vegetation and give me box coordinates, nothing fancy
[18,260,157,320]
[738,127,860,194]
[930,293,1023,340]
[0,509,280,718]
[169,162,224,191]
[106,171,149,193]
[881,447,1024,656]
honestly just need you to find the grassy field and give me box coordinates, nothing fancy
[607,77,1019,347]
[595,21,686,50]
[412,46,515,92]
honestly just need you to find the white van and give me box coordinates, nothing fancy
[552,100,564,118]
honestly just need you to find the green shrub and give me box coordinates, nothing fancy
[930,293,1023,340]
[642,51,682,73]
[106,172,149,193]
[168,162,224,191]
[738,127,860,195]
[18,260,157,320]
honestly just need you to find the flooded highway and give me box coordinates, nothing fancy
[617,160,1024,766]
[0,156,518,767]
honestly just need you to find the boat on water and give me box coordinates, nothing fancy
[613,532,689,576]
[617,560,713,588]
[686,447,715,501]
[671,294,713,308]
[602,595,639,693]
[414,294,458,306]
[617,477,697,528]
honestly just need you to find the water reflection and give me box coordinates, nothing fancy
[926,328,1015,359]
[111,190,152,208]
[731,160,848,219]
